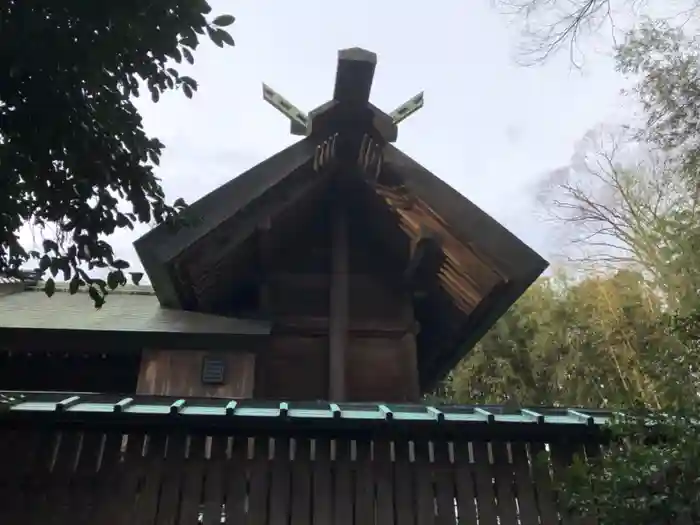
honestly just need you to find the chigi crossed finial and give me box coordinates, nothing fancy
[262,47,424,141]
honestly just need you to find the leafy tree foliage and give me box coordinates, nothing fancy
[530,21,700,310]
[559,309,700,525]
[0,1,235,306]
[537,126,700,310]
[617,21,700,196]
[498,0,700,65]
[438,18,700,523]
[445,24,700,408]
[442,157,700,524]
[446,270,673,408]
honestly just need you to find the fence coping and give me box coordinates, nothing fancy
[0,391,613,441]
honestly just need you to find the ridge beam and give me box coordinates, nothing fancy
[334,47,377,106]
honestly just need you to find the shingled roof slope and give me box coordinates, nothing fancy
[0,283,270,337]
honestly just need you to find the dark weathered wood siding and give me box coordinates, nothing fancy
[247,187,421,402]
[0,426,596,525]
[137,350,256,398]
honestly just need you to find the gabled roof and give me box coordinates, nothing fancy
[0,282,270,351]
[135,139,317,307]
[134,48,548,391]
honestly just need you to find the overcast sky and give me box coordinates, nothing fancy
[28,0,638,276]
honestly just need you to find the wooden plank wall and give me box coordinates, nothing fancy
[249,191,422,402]
[137,350,256,398]
[0,426,599,525]
[260,273,419,402]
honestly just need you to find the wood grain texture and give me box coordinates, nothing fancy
[136,349,255,398]
[329,195,349,401]
[346,334,420,402]
[530,440,560,525]
[248,437,271,525]
[333,439,353,525]
[492,441,519,525]
[394,440,415,525]
[290,438,312,525]
[0,428,601,525]
[511,441,541,525]
[313,439,333,525]
[255,336,328,400]
[433,440,457,525]
[453,440,479,525]
[472,441,499,525]
[374,440,395,525]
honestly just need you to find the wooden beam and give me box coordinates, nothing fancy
[328,189,349,401]
[273,316,413,337]
[257,218,273,314]
[334,48,377,106]
[404,228,443,285]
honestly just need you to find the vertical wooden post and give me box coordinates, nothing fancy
[329,189,349,401]
[258,218,273,314]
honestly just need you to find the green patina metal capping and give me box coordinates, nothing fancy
[0,391,613,432]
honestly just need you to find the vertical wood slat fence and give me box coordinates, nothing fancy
[0,428,599,525]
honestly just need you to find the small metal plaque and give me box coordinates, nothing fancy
[201,356,226,385]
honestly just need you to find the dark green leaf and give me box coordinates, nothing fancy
[94,279,108,293]
[44,278,56,298]
[0,2,235,305]
[42,239,58,253]
[39,255,50,272]
[198,1,213,14]
[112,259,130,270]
[148,149,160,166]
[181,32,198,48]
[59,258,70,281]
[182,47,195,64]
[208,27,234,48]
[49,259,59,278]
[68,277,80,295]
[169,47,182,63]
[113,269,126,286]
[212,14,235,27]
[218,29,234,47]
[180,76,198,90]
[88,286,105,309]
[107,271,120,290]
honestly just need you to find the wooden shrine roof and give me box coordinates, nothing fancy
[0,282,270,351]
[134,48,548,391]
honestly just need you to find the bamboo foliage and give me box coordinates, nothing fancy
[447,270,676,409]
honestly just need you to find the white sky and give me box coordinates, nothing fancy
[26,0,638,275]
